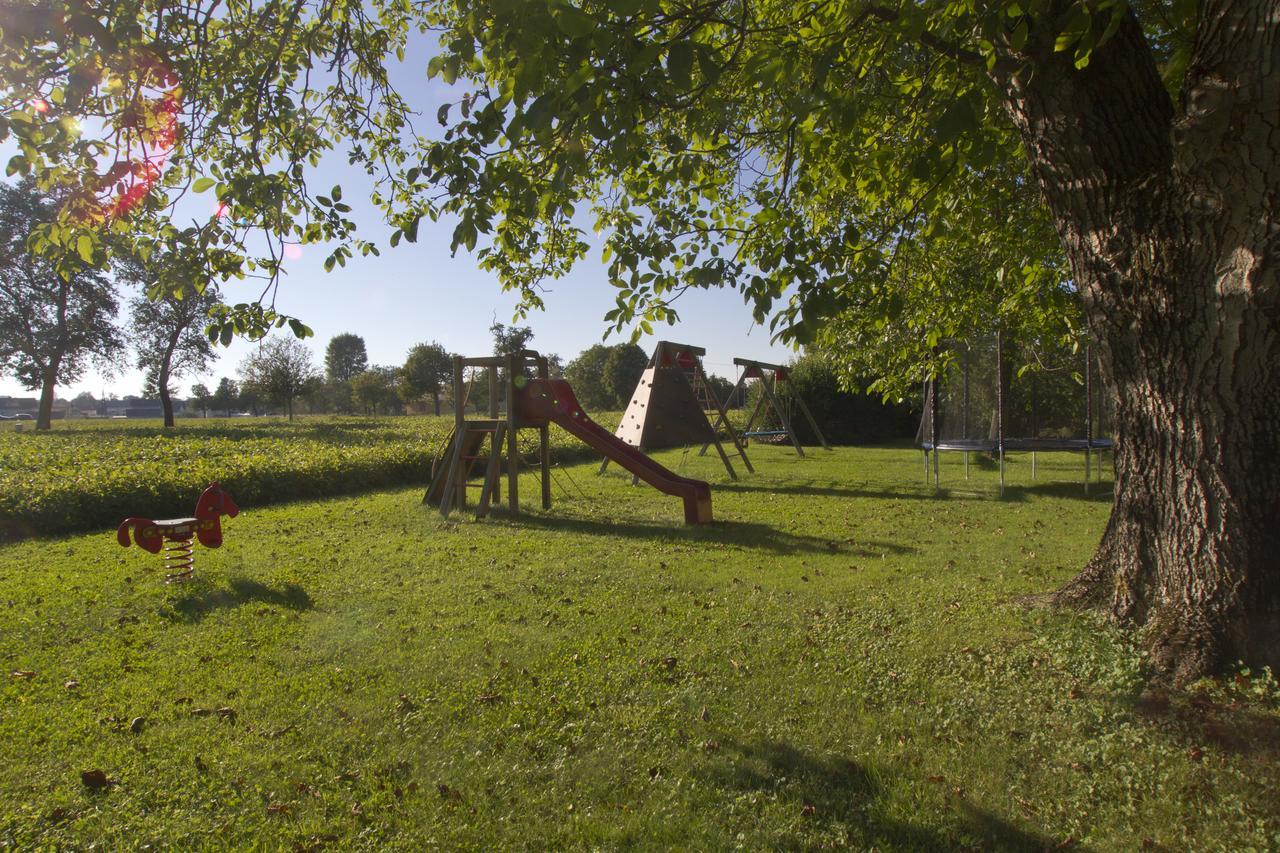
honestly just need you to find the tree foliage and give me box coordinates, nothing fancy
[399,341,453,414]
[128,276,219,426]
[325,333,369,382]
[237,336,319,420]
[0,179,123,428]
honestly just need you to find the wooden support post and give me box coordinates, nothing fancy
[538,356,551,510]
[476,423,506,519]
[699,373,748,459]
[789,388,830,450]
[452,356,466,511]
[506,353,519,515]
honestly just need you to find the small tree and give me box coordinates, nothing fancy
[210,378,238,416]
[399,342,453,415]
[238,336,318,420]
[603,344,649,410]
[489,322,534,356]
[324,333,368,382]
[564,344,614,410]
[0,180,122,429]
[189,383,212,418]
[128,283,219,427]
[351,367,401,415]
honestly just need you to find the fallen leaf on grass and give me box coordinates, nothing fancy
[476,693,503,704]
[80,769,113,789]
[801,801,817,816]
[266,802,291,816]
[9,670,36,680]
[129,717,146,734]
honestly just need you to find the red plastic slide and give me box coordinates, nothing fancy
[515,379,713,524]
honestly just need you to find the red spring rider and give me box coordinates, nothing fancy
[117,482,239,582]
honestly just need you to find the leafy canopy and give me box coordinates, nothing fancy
[2,0,1195,393]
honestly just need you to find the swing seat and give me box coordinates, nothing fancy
[743,429,788,437]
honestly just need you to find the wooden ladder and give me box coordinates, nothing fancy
[437,421,508,518]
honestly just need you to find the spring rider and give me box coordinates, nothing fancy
[117,482,239,582]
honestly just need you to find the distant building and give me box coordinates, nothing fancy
[116,397,188,419]
[0,396,68,420]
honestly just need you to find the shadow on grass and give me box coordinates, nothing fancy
[1131,689,1280,761]
[715,481,937,501]
[503,510,914,557]
[702,737,1054,850]
[166,577,313,621]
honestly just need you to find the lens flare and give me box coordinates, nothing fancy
[30,98,49,113]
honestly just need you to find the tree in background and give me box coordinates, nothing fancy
[351,367,402,415]
[784,356,918,445]
[189,383,212,418]
[563,344,613,411]
[238,336,318,421]
[70,390,99,418]
[399,342,453,415]
[565,343,649,410]
[128,283,220,427]
[0,180,122,429]
[489,322,534,356]
[325,333,368,382]
[602,343,648,410]
[210,378,238,417]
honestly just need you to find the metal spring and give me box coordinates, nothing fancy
[163,536,196,583]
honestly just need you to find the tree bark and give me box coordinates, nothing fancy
[994,2,1280,682]
[36,363,57,430]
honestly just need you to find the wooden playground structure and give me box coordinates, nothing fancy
[704,358,830,457]
[424,350,713,524]
[605,341,753,479]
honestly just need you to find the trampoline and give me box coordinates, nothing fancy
[918,332,1114,494]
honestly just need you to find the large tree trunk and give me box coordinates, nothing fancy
[995,2,1280,682]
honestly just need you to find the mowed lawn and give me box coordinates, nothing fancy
[1,443,1277,849]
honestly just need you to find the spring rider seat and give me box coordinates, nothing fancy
[117,482,239,582]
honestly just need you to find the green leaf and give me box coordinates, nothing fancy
[75,234,93,263]
[193,177,215,193]
[554,6,596,38]
[667,43,694,90]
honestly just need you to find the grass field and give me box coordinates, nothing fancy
[1,442,1277,849]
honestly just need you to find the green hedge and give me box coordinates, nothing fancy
[0,415,620,539]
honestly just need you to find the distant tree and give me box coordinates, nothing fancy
[298,375,328,414]
[705,374,738,409]
[785,355,918,444]
[189,382,212,418]
[211,378,238,416]
[238,336,318,420]
[399,341,453,415]
[563,344,613,411]
[489,322,534,356]
[325,333,368,382]
[324,378,355,415]
[0,179,123,429]
[128,282,220,427]
[70,390,98,417]
[545,353,565,379]
[237,379,264,416]
[351,366,401,415]
[603,344,649,410]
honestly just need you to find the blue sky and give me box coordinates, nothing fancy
[0,32,797,400]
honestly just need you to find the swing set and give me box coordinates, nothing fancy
[705,358,830,457]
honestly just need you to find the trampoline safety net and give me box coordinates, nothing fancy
[919,335,1113,452]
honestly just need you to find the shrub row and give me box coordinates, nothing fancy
[0,415,619,540]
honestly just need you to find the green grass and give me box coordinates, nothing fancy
[1,445,1277,849]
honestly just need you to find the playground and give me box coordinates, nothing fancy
[2,433,1278,849]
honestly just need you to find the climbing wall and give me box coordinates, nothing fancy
[615,365,720,450]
